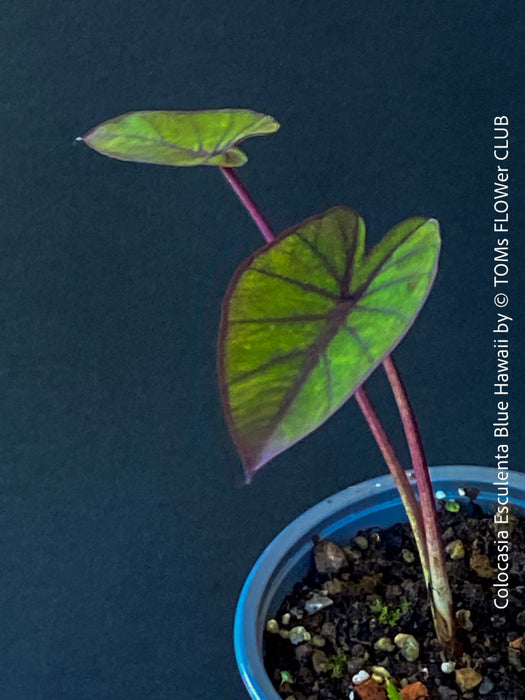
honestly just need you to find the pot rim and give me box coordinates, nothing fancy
[234,465,525,700]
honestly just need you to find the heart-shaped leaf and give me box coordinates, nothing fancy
[218,207,440,480]
[79,109,279,167]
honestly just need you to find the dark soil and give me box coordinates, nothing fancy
[264,496,525,699]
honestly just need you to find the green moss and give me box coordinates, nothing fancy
[370,598,409,627]
[326,652,349,678]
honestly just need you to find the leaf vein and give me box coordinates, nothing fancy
[354,304,410,323]
[250,267,340,300]
[362,272,429,299]
[379,242,439,274]
[295,231,344,286]
[344,325,375,364]
[229,349,308,386]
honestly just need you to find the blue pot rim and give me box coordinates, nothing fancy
[234,465,525,700]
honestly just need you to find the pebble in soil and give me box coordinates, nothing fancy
[264,499,525,699]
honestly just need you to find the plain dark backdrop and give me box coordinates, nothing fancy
[1,1,524,698]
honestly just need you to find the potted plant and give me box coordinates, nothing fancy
[77,109,524,699]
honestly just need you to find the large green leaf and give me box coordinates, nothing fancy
[218,207,440,480]
[79,109,279,167]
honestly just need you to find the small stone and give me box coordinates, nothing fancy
[320,621,336,644]
[400,579,418,603]
[454,668,483,693]
[305,593,334,614]
[445,540,465,560]
[354,535,369,551]
[418,668,429,682]
[371,666,391,681]
[312,635,326,648]
[359,575,382,594]
[394,633,420,662]
[461,581,483,603]
[491,614,506,629]
[438,687,458,700]
[444,499,460,513]
[508,646,525,671]
[281,613,291,625]
[354,678,387,699]
[436,490,447,499]
[374,637,395,653]
[343,546,362,561]
[289,626,311,645]
[440,661,456,674]
[510,552,525,576]
[265,619,280,634]
[352,669,370,684]
[323,578,345,595]
[295,643,312,660]
[469,551,494,578]
[516,611,525,627]
[402,548,415,563]
[314,540,348,574]
[297,667,314,684]
[400,681,429,699]
[348,656,366,675]
[351,643,366,657]
[478,677,495,695]
[290,606,304,620]
[385,584,402,603]
[484,654,500,664]
[311,649,329,674]
[463,486,480,500]
[456,609,473,631]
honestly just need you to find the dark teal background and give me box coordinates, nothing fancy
[2,1,524,698]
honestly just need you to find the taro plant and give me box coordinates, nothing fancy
[77,109,457,654]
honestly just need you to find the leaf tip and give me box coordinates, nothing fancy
[241,450,273,484]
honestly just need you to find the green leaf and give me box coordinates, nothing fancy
[386,680,403,700]
[218,207,440,480]
[78,109,279,167]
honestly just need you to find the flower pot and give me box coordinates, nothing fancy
[234,465,525,699]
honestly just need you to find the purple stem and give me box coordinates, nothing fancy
[382,355,444,556]
[220,167,275,243]
[383,354,455,647]
[354,386,430,581]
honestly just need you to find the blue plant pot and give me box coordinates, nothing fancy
[234,465,525,700]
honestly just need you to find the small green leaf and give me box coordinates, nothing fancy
[79,109,279,167]
[386,680,403,700]
[219,207,440,480]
